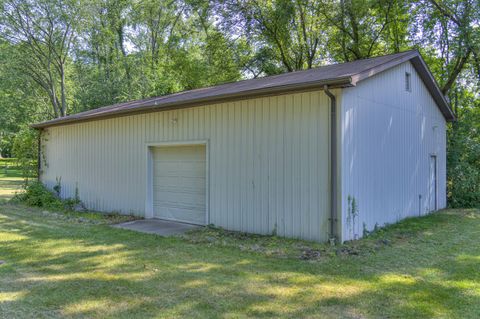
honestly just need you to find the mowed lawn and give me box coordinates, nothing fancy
[0,159,24,201]
[0,203,479,319]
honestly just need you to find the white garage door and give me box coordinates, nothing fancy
[152,145,206,225]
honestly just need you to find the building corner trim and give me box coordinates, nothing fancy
[37,129,42,182]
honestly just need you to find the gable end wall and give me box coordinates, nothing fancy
[340,61,447,241]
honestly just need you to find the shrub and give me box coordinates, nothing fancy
[63,198,82,211]
[12,127,38,184]
[447,161,480,208]
[13,181,63,211]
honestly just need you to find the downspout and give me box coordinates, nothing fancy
[324,85,338,244]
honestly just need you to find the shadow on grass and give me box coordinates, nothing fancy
[0,173,24,201]
[0,205,479,318]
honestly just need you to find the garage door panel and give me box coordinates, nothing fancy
[154,169,206,178]
[152,144,206,225]
[155,206,205,225]
[153,200,205,210]
[153,177,206,189]
[152,146,204,160]
[153,185,206,195]
[153,162,206,177]
[154,191,206,205]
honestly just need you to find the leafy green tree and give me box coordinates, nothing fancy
[320,0,411,61]
[216,0,329,73]
[447,89,480,207]
[0,0,79,117]
[412,0,479,94]
[0,0,478,208]
[12,127,38,183]
[0,41,50,156]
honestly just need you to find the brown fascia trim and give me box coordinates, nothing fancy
[31,77,352,129]
[352,51,455,122]
[350,51,418,84]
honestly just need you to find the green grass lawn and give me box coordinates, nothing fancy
[0,158,24,201]
[0,203,479,319]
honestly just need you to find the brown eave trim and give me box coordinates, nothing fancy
[350,51,418,84]
[32,77,352,129]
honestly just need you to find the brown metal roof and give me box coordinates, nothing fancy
[32,50,454,128]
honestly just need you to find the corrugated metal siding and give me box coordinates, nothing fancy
[340,61,447,241]
[41,90,333,241]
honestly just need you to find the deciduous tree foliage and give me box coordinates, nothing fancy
[447,91,480,207]
[0,0,478,206]
[1,0,78,118]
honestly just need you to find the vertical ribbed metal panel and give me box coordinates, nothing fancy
[340,61,447,241]
[41,90,332,241]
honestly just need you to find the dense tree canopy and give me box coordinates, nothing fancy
[0,0,478,205]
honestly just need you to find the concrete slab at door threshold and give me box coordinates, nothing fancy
[112,219,200,236]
